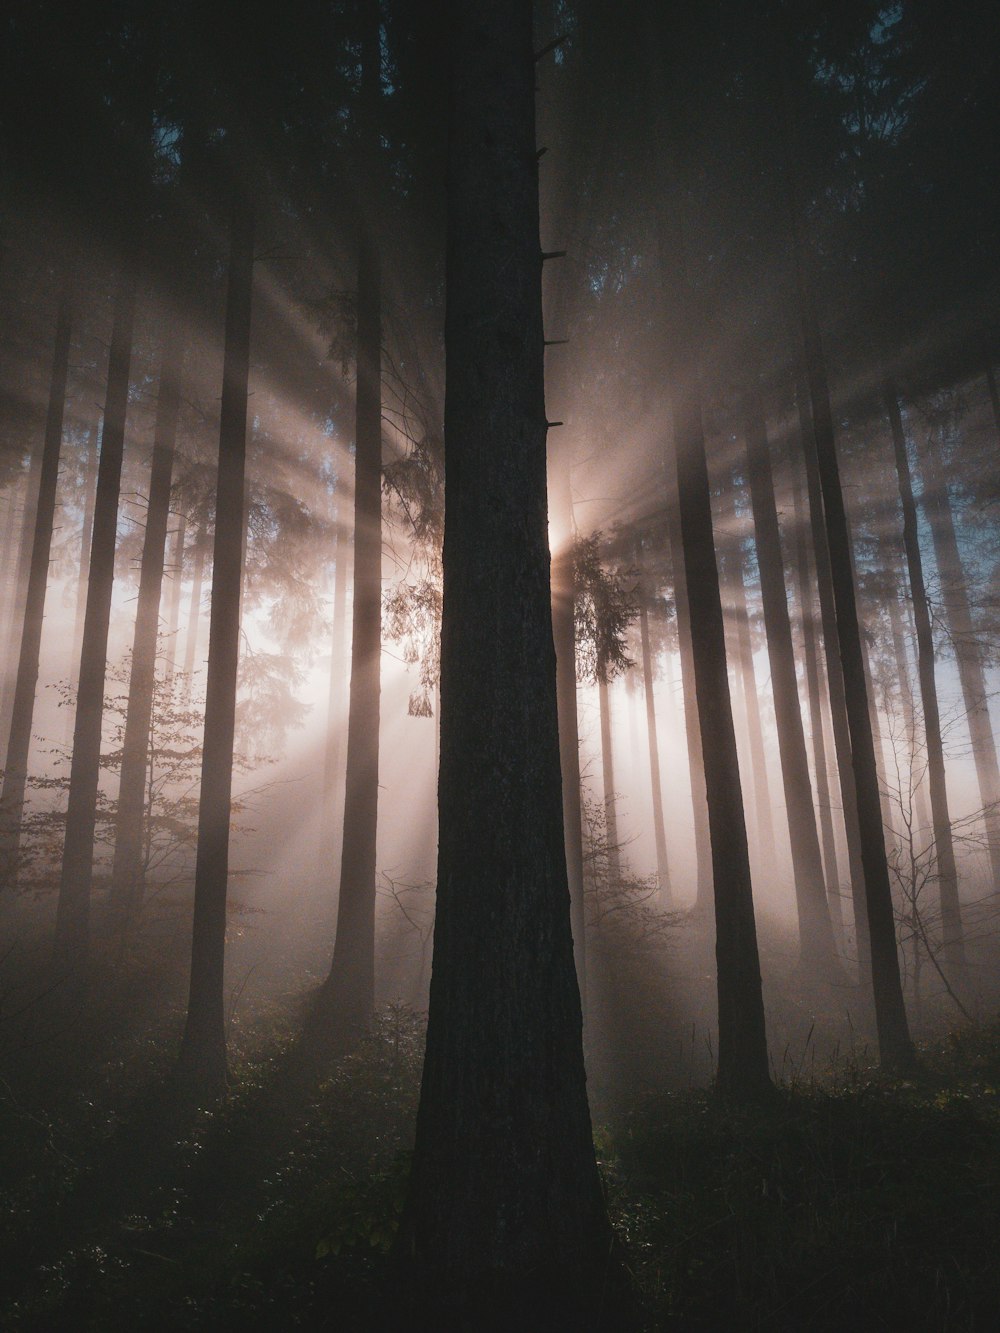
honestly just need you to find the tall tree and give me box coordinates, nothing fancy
[635,537,672,904]
[0,286,73,883]
[884,381,964,970]
[394,2,618,1320]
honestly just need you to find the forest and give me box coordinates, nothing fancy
[1,0,1000,1327]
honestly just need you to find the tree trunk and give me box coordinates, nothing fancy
[181,520,208,691]
[314,0,383,1049]
[718,472,777,879]
[919,426,1000,890]
[318,502,350,878]
[0,413,46,751]
[796,262,912,1067]
[636,550,672,905]
[743,390,841,975]
[176,190,255,1093]
[71,422,100,684]
[551,463,587,1005]
[886,569,934,841]
[884,382,964,971]
[163,515,186,678]
[673,385,772,1099]
[394,2,616,1321]
[109,330,182,922]
[790,471,844,944]
[54,275,136,967]
[0,288,73,883]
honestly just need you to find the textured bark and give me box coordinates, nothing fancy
[636,552,672,904]
[919,429,1000,889]
[884,382,964,970]
[314,0,383,1049]
[176,190,255,1093]
[394,1,615,1320]
[791,472,845,944]
[743,391,840,975]
[54,276,136,966]
[796,264,912,1067]
[109,331,182,920]
[0,290,73,882]
[673,386,772,1099]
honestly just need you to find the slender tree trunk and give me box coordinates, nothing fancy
[636,553,672,905]
[181,520,207,691]
[315,0,383,1048]
[176,190,255,1092]
[718,472,778,878]
[884,382,964,970]
[109,330,182,921]
[319,503,350,877]
[163,515,186,678]
[919,428,1000,890]
[0,289,73,883]
[551,463,587,1004]
[673,385,772,1099]
[394,3,616,1318]
[744,390,840,975]
[54,276,137,966]
[0,418,45,749]
[790,471,844,943]
[665,493,713,909]
[71,421,100,685]
[795,375,870,975]
[796,262,912,1067]
[886,570,934,841]
[850,527,897,844]
[597,674,621,882]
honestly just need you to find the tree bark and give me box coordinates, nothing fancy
[919,426,1000,890]
[394,2,616,1320]
[313,0,383,1049]
[109,330,182,921]
[0,288,73,883]
[743,390,841,975]
[796,263,912,1067]
[884,382,964,971]
[54,275,136,967]
[176,189,255,1093]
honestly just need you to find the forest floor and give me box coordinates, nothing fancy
[2,946,1000,1331]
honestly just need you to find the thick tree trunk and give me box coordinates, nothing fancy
[673,386,772,1099]
[636,556,672,905]
[743,390,841,975]
[54,276,136,966]
[176,191,255,1093]
[0,289,73,883]
[109,331,182,922]
[790,471,845,944]
[796,267,912,1067]
[884,382,964,971]
[394,2,616,1320]
[919,428,1000,890]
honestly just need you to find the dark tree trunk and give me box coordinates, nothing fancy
[718,472,777,878]
[71,423,100,685]
[314,0,383,1049]
[176,190,255,1093]
[884,382,964,970]
[790,472,845,943]
[796,266,912,1067]
[597,674,621,881]
[743,391,841,976]
[886,569,934,840]
[551,463,587,1004]
[109,331,182,921]
[665,493,713,909]
[795,376,871,976]
[919,428,1000,890]
[636,550,672,905]
[0,414,45,750]
[673,386,772,1099]
[54,276,136,966]
[0,289,73,883]
[394,2,616,1321]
